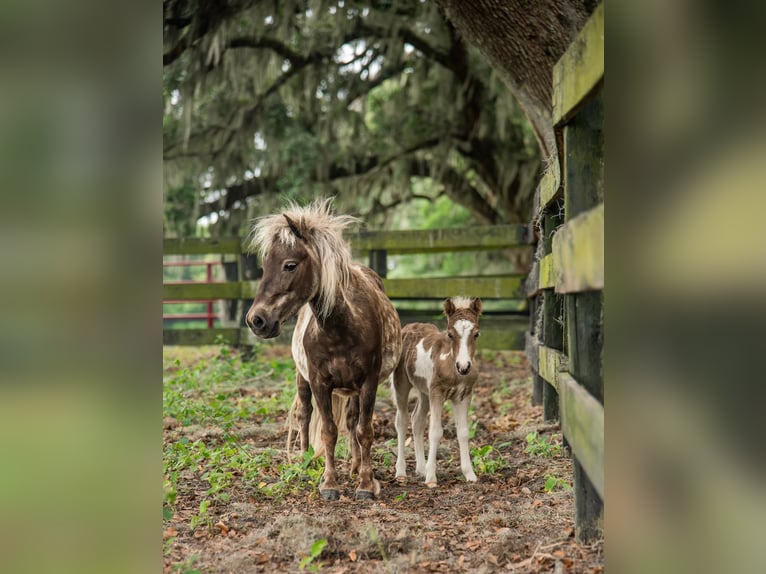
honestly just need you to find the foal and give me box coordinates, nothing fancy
[391,297,483,487]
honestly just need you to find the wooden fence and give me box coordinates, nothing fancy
[163,224,531,350]
[525,3,604,543]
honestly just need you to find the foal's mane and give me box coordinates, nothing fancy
[248,198,360,320]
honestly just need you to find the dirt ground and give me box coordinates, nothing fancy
[163,346,604,573]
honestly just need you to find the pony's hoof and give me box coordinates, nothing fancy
[425,481,438,489]
[320,489,340,501]
[394,475,407,484]
[355,490,375,501]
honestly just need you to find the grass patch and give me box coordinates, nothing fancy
[163,344,308,529]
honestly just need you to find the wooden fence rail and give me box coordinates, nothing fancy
[164,224,531,350]
[526,2,604,543]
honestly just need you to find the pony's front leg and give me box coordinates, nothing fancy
[354,376,381,500]
[296,374,312,452]
[424,394,444,487]
[452,396,477,483]
[312,385,340,500]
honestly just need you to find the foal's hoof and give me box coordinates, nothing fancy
[320,489,340,501]
[355,490,375,501]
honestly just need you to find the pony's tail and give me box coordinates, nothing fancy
[286,390,350,460]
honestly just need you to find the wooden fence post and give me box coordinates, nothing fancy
[541,202,565,421]
[368,249,388,278]
[563,90,604,543]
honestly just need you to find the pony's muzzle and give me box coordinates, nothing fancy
[456,361,472,376]
[246,309,280,338]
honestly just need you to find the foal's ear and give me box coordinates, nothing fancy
[471,297,483,316]
[444,298,455,316]
[283,214,305,240]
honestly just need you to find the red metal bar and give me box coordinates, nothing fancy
[162,259,223,329]
[206,263,214,328]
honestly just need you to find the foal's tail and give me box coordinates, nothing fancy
[286,390,350,460]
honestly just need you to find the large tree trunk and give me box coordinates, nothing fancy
[435,0,597,161]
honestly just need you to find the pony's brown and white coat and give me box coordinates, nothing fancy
[391,296,482,487]
[246,198,402,500]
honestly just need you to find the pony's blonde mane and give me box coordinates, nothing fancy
[248,198,360,320]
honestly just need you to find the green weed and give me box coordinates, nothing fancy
[471,444,508,474]
[544,474,572,492]
[171,554,201,574]
[299,538,328,571]
[366,524,387,560]
[524,432,561,458]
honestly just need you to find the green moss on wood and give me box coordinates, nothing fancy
[350,225,526,255]
[559,372,604,498]
[552,203,604,293]
[552,2,604,126]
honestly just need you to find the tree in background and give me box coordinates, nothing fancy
[163,0,543,236]
[435,0,598,160]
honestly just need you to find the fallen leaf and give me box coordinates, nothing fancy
[521,487,531,495]
[163,527,178,540]
[533,499,544,507]
[466,540,482,551]
[349,550,357,562]
[215,521,229,534]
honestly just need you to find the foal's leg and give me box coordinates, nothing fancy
[452,396,478,483]
[346,393,361,475]
[354,375,380,500]
[424,391,444,487]
[296,373,312,452]
[412,389,430,476]
[312,383,340,500]
[392,372,412,480]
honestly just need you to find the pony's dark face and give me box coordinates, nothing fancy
[444,297,483,376]
[246,237,318,339]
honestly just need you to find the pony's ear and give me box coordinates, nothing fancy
[444,298,455,317]
[471,297,483,316]
[283,214,305,240]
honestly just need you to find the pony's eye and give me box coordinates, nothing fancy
[447,332,454,340]
[475,331,481,338]
[283,262,298,272]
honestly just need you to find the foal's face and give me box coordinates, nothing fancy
[246,239,318,338]
[447,313,479,376]
[445,298,482,376]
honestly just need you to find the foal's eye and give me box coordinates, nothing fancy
[475,331,481,338]
[447,332,454,340]
[283,261,298,272]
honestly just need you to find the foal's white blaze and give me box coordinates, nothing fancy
[414,340,434,385]
[454,319,474,371]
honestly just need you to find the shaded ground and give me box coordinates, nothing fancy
[163,346,603,573]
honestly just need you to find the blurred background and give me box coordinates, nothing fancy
[0,0,765,572]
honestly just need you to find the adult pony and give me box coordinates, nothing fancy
[391,297,483,487]
[246,198,402,500]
